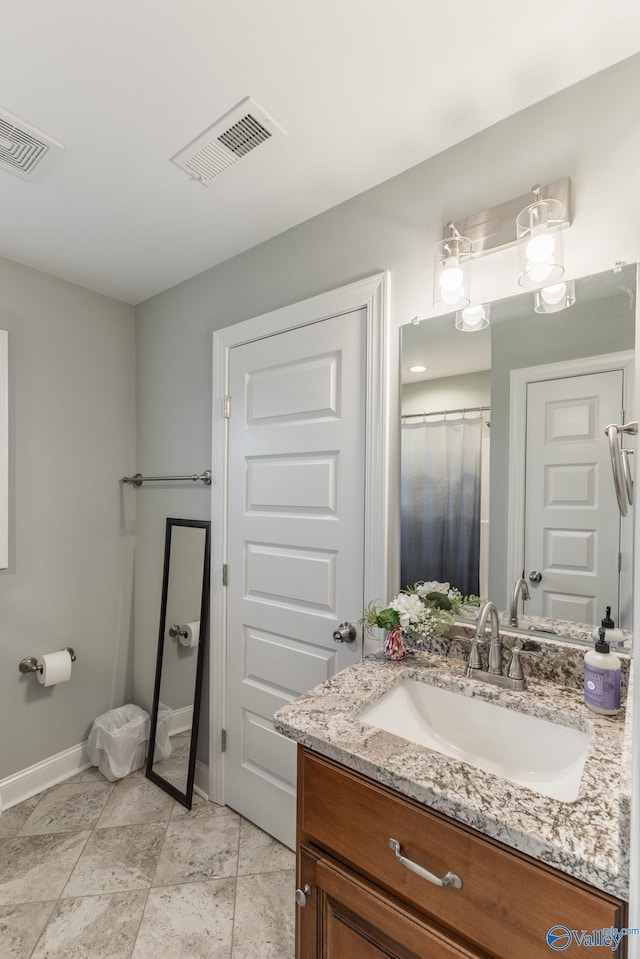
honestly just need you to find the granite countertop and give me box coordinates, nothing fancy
[274,636,632,900]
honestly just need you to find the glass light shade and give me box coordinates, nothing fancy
[433,234,471,311]
[516,197,565,289]
[455,303,490,332]
[534,280,576,314]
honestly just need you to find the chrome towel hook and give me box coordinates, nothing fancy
[605,421,638,517]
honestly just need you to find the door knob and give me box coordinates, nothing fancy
[528,570,542,583]
[333,622,357,643]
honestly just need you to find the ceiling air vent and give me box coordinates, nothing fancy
[171,97,285,186]
[0,108,63,179]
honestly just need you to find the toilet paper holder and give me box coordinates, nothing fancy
[168,625,189,641]
[19,647,77,675]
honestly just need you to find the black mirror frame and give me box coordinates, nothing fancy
[146,517,211,809]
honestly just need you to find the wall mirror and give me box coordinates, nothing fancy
[146,517,210,808]
[400,264,637,643]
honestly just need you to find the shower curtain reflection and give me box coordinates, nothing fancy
[401,414,485,597]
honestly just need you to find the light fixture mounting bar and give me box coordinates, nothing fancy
[444,177,572,257]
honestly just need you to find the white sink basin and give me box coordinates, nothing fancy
[358,679,591,802]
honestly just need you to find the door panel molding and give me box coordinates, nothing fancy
[210,272,390,805]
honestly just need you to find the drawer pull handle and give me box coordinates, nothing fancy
[389,838,463,890]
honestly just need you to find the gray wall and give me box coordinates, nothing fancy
[134,54,640,764]
[0,257,135,780]
[402,372,491,417]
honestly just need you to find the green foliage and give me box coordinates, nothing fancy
[463,594,483,607]
[423,591,453,610]
[376,607,401,631]
[360,601,402,636]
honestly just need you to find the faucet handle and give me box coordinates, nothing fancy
[450,634,484,671]
[466,643,483,671]
[506,647,525,682]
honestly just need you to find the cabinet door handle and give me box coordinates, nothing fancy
[295,884,312,907]
[389,838,463,889]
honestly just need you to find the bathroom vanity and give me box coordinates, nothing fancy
[296,750,625,958]
[275,638,632,958]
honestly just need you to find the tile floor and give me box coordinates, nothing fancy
[0,763,296,959]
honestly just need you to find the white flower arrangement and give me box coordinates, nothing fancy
[362,581,481,649]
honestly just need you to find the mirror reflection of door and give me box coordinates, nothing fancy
[146,518,210,808]
[524,370,624,625]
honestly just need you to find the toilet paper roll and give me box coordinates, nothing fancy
[178,621,200,648]
[37,649,73,686]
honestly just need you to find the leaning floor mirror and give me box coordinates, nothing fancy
[146,517,211,808]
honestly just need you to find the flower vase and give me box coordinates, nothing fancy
[383,626,407,661]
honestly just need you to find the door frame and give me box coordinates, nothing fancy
[209,272,390,805]
[507,350,635,622]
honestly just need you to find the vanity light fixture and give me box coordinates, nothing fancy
[534,280,576,314]
[455,303,490,332]
[433,223,471,311]
[436,178,572,313]
[516,185,565,289]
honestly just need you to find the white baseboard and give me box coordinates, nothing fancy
[169,705,194,737]
[193,759,209,800]
[0,723,210,813]
[0,741,92,813]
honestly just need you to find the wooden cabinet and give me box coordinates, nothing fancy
[298,843,483,958]
[296,747,627,959]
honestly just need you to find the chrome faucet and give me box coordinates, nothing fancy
[509,571,530,627]
[466,601,502,676]
[465,600,527,691]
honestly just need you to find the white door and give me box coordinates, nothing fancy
[524,370,623,623]
[224,308,367,848]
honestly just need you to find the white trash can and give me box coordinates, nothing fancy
[153,703,173,762]
[87,704,150,782]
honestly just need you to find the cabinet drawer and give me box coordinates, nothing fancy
[298,748,626,959]
[300,843,486,958]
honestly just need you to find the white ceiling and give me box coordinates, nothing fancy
[1,1,639,305]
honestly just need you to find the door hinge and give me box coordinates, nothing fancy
[222,563,228,586]
[221,729,227,753]
[224,394,231,419]
[618,552,622,573]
